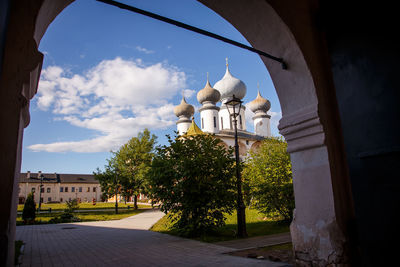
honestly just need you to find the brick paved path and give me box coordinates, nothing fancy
[16,209,287,267]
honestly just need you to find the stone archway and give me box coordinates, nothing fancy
[0,0,356,265]
[238,141,247,157]
[250,141,262,153]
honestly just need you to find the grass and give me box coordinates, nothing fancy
[150,208,290,243]
[17,202,149,212]
[16,209,146,226]
[261,242,293,251]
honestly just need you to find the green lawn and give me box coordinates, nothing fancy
[17,202,150,212]
[150,208,290,243]
[16,209,146,226]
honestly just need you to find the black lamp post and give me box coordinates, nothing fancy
[30,173,56,212]
[225,95,247,238]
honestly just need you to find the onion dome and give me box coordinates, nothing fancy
[174,96,194,118]
[249,90,271,113]
[197,76,221,104]
[214,59,247,101]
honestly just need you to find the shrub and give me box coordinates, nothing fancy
[64,198,79,213]
[148,134,237,237]
[243,138,295,222]
[22,192,36,223]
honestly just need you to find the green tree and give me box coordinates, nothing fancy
[22,192,36,223]
[148,134,237,237]
[114,129,157,209]
[93,157,121,205]
[243,138,295,222]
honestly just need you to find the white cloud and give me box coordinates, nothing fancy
[269,111,282,136]
[30,57,186,153]
[183,89,195,98]
[135,46,154,54]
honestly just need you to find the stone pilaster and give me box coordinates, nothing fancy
[279,104,351,266]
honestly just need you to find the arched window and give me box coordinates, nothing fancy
[214,116,216,128]
[239,115,242,129]
[221,117,224,129]
[201,118,204,129]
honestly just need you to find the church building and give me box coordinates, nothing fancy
[174,61,272,156]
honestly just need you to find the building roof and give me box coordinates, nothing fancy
[217,129,265,141]
[19,172,98,184]
[185,119,204,136]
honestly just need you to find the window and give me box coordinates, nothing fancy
[65,187,68,192]
[40,197,43,203]
[47,188,51,193]
[48,197,51,202]
[87,187,90,192]
[60,198,63,202]
[60,187,64,192]
[40,187,44,193]
[93,187,96,192]
[71,187,75,192]
[246,140,249,145]
[201,118,204,129]
[221,117,224,129]
[31,188,35,193]
[79,187,82,192]
[214,116,216,128]
[239,115,242,129]
[68,198,71,201]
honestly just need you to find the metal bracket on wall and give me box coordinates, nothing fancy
[96,0,288,70]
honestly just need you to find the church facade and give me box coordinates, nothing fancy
[174,62,272,156]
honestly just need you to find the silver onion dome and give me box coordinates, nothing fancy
[249,90,271,113]
[214,61,247,102]
[197,77,221,104]
[174,96,195,117]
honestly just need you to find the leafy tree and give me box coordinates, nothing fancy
[243,138,295,222]
[94,129,157,210]
[94,158,121,208]
[114,129,157,209]
[22,192,36,223]
[148,134,237,237]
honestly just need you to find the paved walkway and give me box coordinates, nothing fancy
[16,209,289,267]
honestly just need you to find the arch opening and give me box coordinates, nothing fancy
[0,0,357,265]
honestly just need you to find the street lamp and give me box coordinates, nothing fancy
[30,173,56,212]
[225,95,247,238]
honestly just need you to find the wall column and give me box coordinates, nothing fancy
[279,104,353,265]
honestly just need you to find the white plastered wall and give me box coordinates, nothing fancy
[254,117,271,137]
[177,122,191,135]
[200,109,219,133]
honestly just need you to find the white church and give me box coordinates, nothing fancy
[174,61,272,156]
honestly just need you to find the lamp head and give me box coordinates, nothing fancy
[225,94,242,117]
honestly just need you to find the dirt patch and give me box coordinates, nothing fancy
[227,242,294,264]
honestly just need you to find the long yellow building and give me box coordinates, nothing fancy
[18,171,102,204]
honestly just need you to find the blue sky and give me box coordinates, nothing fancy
[21,0,281,174]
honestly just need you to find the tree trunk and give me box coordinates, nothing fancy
[134,195,138,210]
